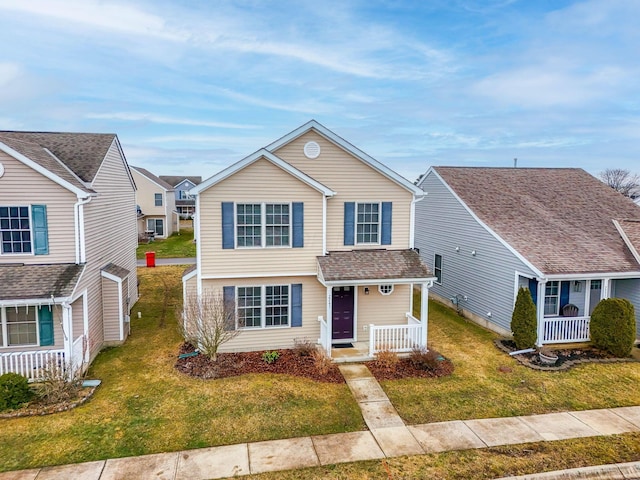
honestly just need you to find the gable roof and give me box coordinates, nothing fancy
[131,166,174,191]
[428,167,640,276]
[191,148,336,197]
[0,131,116,184]
[614,219,640,266]
[266,120,424,196]
[159,175,202,188]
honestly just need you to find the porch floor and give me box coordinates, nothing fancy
[330,342,372,363]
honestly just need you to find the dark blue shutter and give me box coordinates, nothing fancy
[381,202,392,245]
[38,306,54,346]
[291,284,302,327]
[344,202,355,246]
[528,278,538,307]
[31,205,49,255]
[223,286,236,330]
[292,202,304,248]
[560,281,570,310]
[221,202,234,249]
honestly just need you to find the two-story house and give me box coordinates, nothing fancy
[184,121,435,359]
[130,166,177,240]
[159,175,202,219]
[0,131,138,380]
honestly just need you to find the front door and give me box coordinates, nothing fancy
[332,286,354,340]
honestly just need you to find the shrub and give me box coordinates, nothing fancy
[0,373,33,411]
[32,361,83,405]
[262,351,279,364]
[590,298,636,357]
[409,347,441,371]
[293,337,316,357]
[311,348,331,376]
[374,349,399,370]
[511,287,538,349]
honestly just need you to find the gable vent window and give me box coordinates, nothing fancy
[303,141,320,159]
[378,285,394,295]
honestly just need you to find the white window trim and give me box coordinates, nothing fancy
[0,305,40,348]
[235,202,292,249]
[0,204,35,256]
[434,254,443,285]
[355,202,381,246]
[544,280,560,317]
[154,193,163,207]
[236,284,291,330]
[378,284,394,295]
[146,218,164,236]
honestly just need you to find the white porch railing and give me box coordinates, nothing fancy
[0,349,65,381]
[317,316,330,355]
[543,316,590,344]
[71,335,88,374]
[369,316,424,357]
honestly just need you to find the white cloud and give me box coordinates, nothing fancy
[85,112,258,130]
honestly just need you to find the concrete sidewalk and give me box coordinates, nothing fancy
[136,257,195,267]
[2,365,640,480]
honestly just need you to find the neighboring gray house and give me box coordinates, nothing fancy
[0,131,138,379]
[159,175,202,219]
[415,167,640,345]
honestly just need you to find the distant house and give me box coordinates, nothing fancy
[0,131,138,379]
[184,120,435,359]
[160,175,202,219]
[415,167,640,344]
[130,167,177,240]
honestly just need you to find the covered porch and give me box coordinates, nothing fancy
[316,249,435,360]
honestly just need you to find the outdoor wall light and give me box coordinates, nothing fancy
[364,287,370,295]
[471,250,477,256]
[455,246,460,252]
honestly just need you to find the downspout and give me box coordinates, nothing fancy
[74,196,92,264]
[410,194,426,249]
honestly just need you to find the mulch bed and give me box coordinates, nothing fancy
[0,384,99,418]
[366,355,455,381]
[496,339,636,371]
[175,343,345,383]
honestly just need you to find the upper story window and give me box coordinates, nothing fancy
[236,203,290,248]
[154,193,163,207]
[544,281,559,316]
[178,190,192,200]
[0,206,31,254]
[356,203,380,244]
[434,254,442,285]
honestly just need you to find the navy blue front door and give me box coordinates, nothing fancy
[332,286,354,340]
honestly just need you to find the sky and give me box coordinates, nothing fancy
[0,0,638,183]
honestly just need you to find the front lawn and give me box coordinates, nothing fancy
[0,266,363,472]
[136,229,196,259]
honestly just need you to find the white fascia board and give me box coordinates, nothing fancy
[0,297,70,307]
[321,276,437,287]
[0,142,91,198]
[200,272,317,280]
[429,168,544,278]
[613,219,640,266]
[265,120,424,197]
[100,270,124,283]
[182,268,197,282]
[191,148,336,197]
[544,271,640,281]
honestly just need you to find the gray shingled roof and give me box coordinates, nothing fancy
[159,175,202,188]
[617,219,640,261]
[0,264,84,301]
[433,167,640,275]
[101,263,130,279]
[317,249,433,282]
[0,131,116,183]
[131,166,174,190]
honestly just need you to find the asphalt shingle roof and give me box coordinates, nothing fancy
[101,263,130,280]
[433,167,640,275]
[617,219,640,261]
[0,131,116,183]
[0,263,84,301]
[159,175,202,188]
[317,249,433,282]
[132,166,174,190]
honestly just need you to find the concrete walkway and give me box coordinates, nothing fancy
[2,365,640,480]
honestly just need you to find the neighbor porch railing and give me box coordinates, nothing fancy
[543,316,590,344]
[369,313,424,356]
[317,316,330,355]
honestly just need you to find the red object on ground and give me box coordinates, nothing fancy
[145,251,156,267]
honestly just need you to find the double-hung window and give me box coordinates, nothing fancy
[356,203,380,244]
[154,193,163,207]
[1,206,31,254]
[237,285,289,328]
[544,281,559,316]
[434,254,443,284]
[2,306,37,346]
[236,203,290,248]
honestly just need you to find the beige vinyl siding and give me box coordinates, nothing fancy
[272,131,414,251]
[200,275,324,352]
[0,151,77,263]
[75,141,138,361]
[355,284,412,333]
[102,276,120,342]
[0,306,63,353]
[71,294,85,341]
[199,157,324,278]
[131,169,174,238]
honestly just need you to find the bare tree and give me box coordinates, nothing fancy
[599,168,640,198]
[180,291,241,361]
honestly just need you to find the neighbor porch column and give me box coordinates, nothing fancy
[421,282,429,349]
[602,278,610,300]
[325,286,332,356]
[536,280,546,346]
[61,303,73,363]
